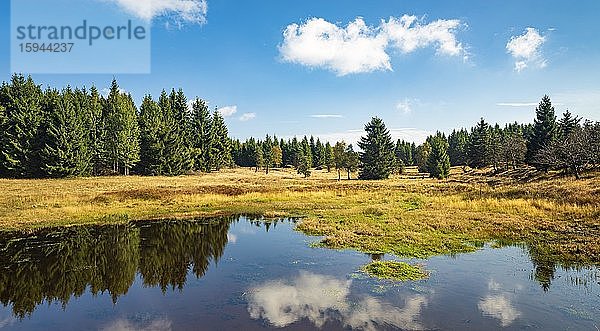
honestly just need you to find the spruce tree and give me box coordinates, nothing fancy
[272,145,283,168]
[190,98,212,172]
[358,117,395,180]
[468,118,491,168]
[38,88,87,177]
[448,129,468,167]
[333,141,346,180]
[527,95,558,167]
[169,89,193,172]
[79,87,104,175]
[426,133,451,179]
[119,93,140,176]
[324,142,334,172]
[301,136,312,168]
[0,74,43,178]
[138,95,164,175]
[415,142,431,173]
[262,135,274,174]
[558,110,580,140]
[158,90,188,175]
[209,110,231,171]
[344,144,360,179]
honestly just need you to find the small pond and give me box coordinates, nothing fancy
[0,217,598,330]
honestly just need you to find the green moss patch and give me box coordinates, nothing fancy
[361,261,428,281]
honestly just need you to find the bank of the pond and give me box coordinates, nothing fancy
[1,167,599,269]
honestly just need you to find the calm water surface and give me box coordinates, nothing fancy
[0,217,598,330]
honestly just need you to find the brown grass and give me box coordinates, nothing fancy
[0,167,598,266]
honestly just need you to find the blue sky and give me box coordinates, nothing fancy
[1,0,599,144]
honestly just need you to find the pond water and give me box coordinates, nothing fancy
[0,217,598,330]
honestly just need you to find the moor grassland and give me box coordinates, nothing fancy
[0,167,598,268]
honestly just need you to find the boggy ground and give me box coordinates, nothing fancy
[1,167,598,270]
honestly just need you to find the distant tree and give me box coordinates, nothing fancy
[272,145,282,168]
[527,95,558,168]
[448,129,469,167]
[586,121,600,168]
[253,141,264,172]
[426,133,451,179]
[333,141,347,181]
[394,140,410,173]
[301,136,312,169]
[343,144,360,180]
[262,135,274,174]
[499,131,527,170]
[535,126,590,179]
[289,137,302,169]
[297,154,311,178]
[324,142,334,172]
[468,118,491,169]
[358,117,395,180]
[488,124,503,171]
[415,142,431,173]
[558,109,580,140]
[314,138,325,168]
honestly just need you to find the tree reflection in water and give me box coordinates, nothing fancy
[0,218,234,318]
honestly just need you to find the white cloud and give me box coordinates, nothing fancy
[310,114,344,118]
[279,15,466,76]
[382,15,464,56]
[496,102,538,107]
[239,112,256,121]
[103,0,208,25]
[217,105,238,117]
[506,28,546,72]
[247,271,428,330]
[396,98,420,114]
[478,295,521,327]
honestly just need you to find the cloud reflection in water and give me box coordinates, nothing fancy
[247,271,428,330]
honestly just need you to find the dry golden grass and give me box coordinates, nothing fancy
[1,167,598,266]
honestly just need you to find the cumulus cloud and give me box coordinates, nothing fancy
[279,15,465,76]
[506,28,546,72]
[310,114,344,118]
[382,15,463,56]
[217,105,238,117]
[239,112,256,121]
[103,0,208,25]
[247,271,428,330]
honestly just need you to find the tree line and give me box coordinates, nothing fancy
[1,74,599,180]
[0,74,231,178]
[365,95,600,180]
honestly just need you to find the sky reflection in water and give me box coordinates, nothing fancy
[0,217,598,330]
